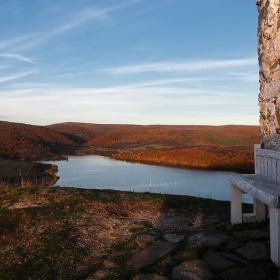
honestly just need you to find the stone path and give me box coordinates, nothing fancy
[86,220,279,280]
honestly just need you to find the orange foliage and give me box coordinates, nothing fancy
[112,147,254,170]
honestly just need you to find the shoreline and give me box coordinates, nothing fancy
[62,149,254,173]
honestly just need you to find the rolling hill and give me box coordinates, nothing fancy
[47,122,260,170]
[0,121,260,170]
[0,121,75,161]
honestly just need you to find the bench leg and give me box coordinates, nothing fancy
[254,198,266,221]
[269,207,280,267]
[231,185,242,224]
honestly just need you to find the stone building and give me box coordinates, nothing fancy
[257,0,280,150]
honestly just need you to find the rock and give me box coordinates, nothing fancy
[157,257,174,268]
[164,233,184,243]
[86,270,113,280]
[103,260,119,269]
[236,241,269,260]
[130,224,146,230]
[242,213,256,223]
[233,230,269,240]
[204,250,235,271]
[111,233,130,242]
[137,233,158,245]
[220,252,247,263]
[201,218,220,226]
[171,259,214,280]
[189,233,230,247]
[220,267,268,280]
[225,240,243,251]
[129,241,177,268]
[171,251,192,261]
[133,274,168,280]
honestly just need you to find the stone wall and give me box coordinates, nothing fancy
[257,0,280,150]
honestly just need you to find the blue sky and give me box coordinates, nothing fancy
[0,0,259,126]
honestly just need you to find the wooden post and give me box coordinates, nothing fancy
[269,207,280,266]
[254,198,266,221]
[231,185,242,224]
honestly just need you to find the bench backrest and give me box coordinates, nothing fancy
[255,144,280,182]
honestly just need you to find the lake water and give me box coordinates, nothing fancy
[42,155,253,202]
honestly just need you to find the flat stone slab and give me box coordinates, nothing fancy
[164,233,184,243]
[103,260,119,269]
[133,273,168,280]
[236,241,269,260]
[204,250,235,271]
[171,259,214,280]
[201,218,220,226]
[189,233,230,247]
[233,230,269,240]
[220,252,247,263]
[129,241,177,268]
[220,267,268,280]
[111,233,130,242]
[171,251,192,261]
[157,257,174,268]
[137,234,158,245]
[225,241,243,251]
[86,270,113,280]
[130,224,146,231]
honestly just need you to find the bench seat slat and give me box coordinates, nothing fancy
[230,174,280,208]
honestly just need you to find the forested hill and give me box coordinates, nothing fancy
[46,122,135,144]
[0,121,260,170]
[47,122,260,170]
[0,121,75,160]
[86,125,259,148]
[47,122,259,147]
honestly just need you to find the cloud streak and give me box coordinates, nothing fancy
[0,71,36,84]
[0,53,35,63]
[0,34,36,50]
[100,58,258,74]
[4,1,141,51]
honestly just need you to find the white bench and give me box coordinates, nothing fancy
[230,144,280,266]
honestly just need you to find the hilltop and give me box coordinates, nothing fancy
[0,121,260,174]
[47,122,259,171]
[0,121,75,161]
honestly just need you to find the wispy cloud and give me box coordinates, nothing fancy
[0,34,36,50]
[0,53,35,63]
[13,9,109,50]
[100,58,258,74]
[0,71,36,84]
[227,70,259,83]
[6,1,141,51]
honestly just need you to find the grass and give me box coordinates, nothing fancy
[0,184,257,279]
[0,159,32,178]
[206,130,247,145]
[0,159,58,187]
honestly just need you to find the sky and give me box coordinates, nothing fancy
[0,0,259,126]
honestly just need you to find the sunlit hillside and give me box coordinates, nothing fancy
[0,121,75,161]
[0,121,259,170]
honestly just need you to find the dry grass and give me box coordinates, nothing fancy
[0,185,234,279]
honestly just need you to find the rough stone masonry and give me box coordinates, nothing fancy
[257,0,280,150]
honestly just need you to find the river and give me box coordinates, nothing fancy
[43,155,252,202]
